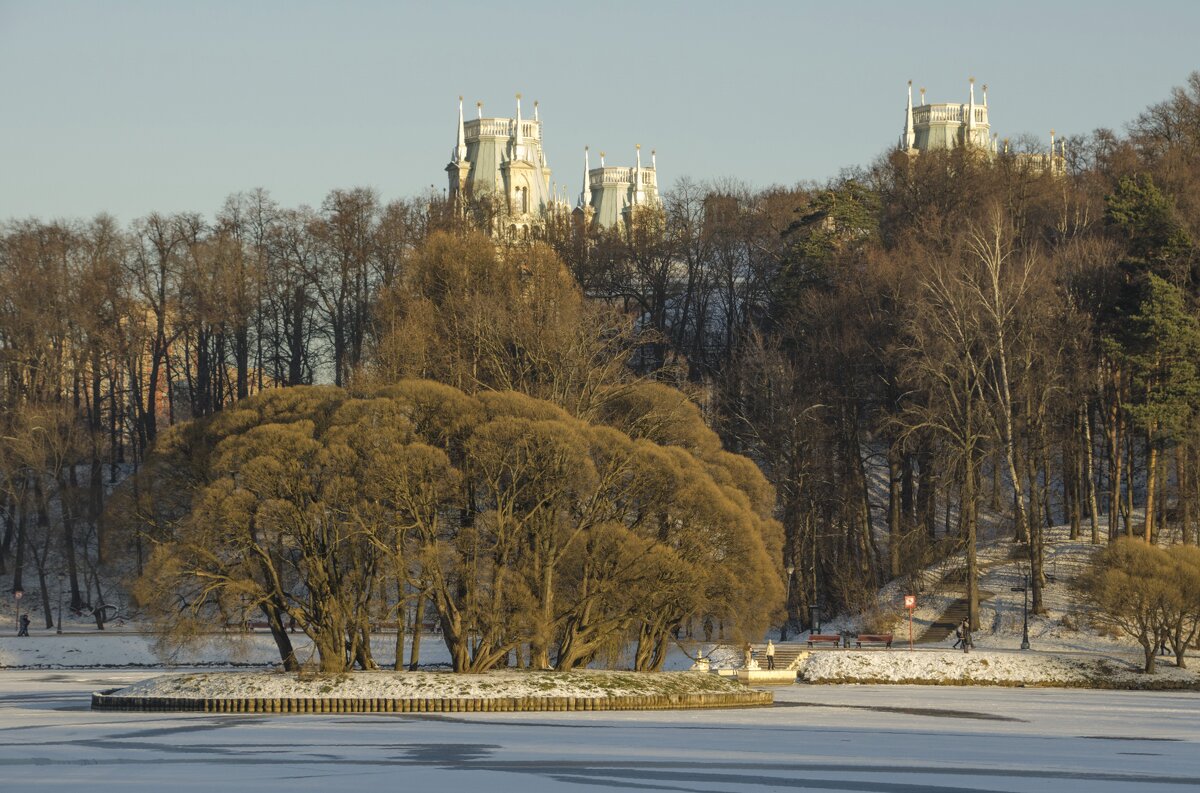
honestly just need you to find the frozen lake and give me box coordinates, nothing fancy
[3,669,1198,792]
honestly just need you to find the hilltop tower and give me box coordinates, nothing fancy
[898,78,1065,174]
[577,144,661,229]
[446,94,557,238]
[900,78,996,154]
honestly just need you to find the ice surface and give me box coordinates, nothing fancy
[2,669,1198,792]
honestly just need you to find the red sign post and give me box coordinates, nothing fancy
[904,594,916,650]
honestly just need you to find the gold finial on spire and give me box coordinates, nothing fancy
[907,79,912,87]
[982,84,987,92]
[516,92,522,100]
[636,143,641,150]
[969,76,975,84]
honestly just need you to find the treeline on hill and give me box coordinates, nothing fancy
[2,73,1199,653]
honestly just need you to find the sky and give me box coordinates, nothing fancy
[2,0,1198,223]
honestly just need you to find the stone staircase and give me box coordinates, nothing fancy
[748,642,808,670]
[916,582,997,644]
[913,546,1022,645]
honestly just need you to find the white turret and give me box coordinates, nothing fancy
[514,93,523,160]
[633,144,644,205]
[453,96,467,163]
[967,77,977,133]
[904,80,915,149]
[580,146,591,208]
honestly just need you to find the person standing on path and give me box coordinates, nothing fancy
[765,639,776,670]
[17,613,30,637]
[959,617,972,654]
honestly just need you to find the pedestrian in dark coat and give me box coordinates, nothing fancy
[959,617,972,653]
[17,613,31,637]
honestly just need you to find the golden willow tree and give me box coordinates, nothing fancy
[132,382,783,674]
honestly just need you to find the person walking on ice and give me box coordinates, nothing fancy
[765,639,776,670]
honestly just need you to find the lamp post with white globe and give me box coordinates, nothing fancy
[13,588,23,634]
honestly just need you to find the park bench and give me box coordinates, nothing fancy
[807,634,842,648]
[854,633,893,649]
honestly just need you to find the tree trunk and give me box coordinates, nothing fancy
[1145,432,1158,543]
[1066,442,1081,540]
[1125,430,1136,538]
[50,476,83,612]
[235,325,250,400]
[1178,446,1193,546]
[916,446,937,539]
[1108,388,1123,541]
[963,454,980,630]
[901,453,916,528]
[261,601,298,671]
[408,595,425,671]
[1030,515,1045,615]
[38,567,53,629]
[887,444,903,578]
[1011,447,1030,543]
[1083,405,1101,544]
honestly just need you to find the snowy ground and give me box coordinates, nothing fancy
[801,649,1200,689]
[0,631,715,672]
[2,668,1198,792]
[868,523,1180,658]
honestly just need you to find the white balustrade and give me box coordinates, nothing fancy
[464,118,542,140]
[911,104,989,126]
[588,167,658,187]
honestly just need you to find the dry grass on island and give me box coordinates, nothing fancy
[95,669,772,712]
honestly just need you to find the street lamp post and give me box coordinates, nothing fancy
[810,526,820,634]
[13,588,23,634]
[1011,575,1031,650]
[57,573,65,635]
[781,565,795,641]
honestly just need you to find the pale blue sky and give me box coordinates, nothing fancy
[2,0,1197,222]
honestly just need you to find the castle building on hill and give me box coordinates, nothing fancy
[576,144,661,229]
[900,77,997,154]
[445,95,659,235]
[899,78,1065,175]
[446,95,571,238]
